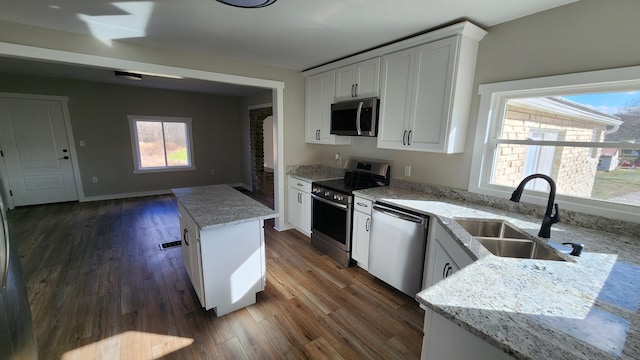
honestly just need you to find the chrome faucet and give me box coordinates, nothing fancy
[510,174,560,238]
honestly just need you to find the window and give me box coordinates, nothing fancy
[128,115,195,173]
[471,66,640,223]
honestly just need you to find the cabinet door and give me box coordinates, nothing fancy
[335,65,357,100]
[179,206,205,306]
[288,187,303,230]
[305,71,350,145]
[423,309,514,360]
[300,190,311,235]
[335,58,381,100]
[409,37,457,152]
[424,220,473,289]
[428,240,459,288]
[352,210,371,270]
[354,57,380,99]
[377,47,416,150]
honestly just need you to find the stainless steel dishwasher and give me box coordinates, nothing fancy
[368,202,428,297]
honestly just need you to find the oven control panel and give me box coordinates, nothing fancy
[311,186,352,206]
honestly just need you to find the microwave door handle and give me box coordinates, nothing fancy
[356,101,363,135]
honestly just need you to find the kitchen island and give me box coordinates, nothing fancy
[172,184,277,316]
[354,186,640,360]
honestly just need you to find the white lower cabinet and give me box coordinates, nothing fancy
[178,202,266,316]
[351,197,372,270]
[420,219,509,359]
[421,308,513,360]
[288,176,312,236]
[423,219,473,289]
[179,204,205,305]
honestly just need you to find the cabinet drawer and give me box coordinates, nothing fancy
[353,197,373,215]
[288,176,311,193]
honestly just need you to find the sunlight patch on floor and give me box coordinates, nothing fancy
[61,331,193,360]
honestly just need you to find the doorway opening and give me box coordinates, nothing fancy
[249,106,274,208]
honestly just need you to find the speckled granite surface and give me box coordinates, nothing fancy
[354,186,640,360]
[286,164,343,182]
[172,184,277,230]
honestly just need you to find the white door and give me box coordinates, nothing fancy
[0,97,78,206]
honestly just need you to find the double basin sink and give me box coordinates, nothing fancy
[455,219,566,261]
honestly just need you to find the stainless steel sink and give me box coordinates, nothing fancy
[454,218,566,261]
[455,219,529,239]
[475,237,566,261]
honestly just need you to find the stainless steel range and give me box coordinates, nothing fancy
[311,159,390,266]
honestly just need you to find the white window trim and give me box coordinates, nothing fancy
[128,115,196,174]
[470,65,640,224]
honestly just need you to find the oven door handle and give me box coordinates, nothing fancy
[311,193,349,210]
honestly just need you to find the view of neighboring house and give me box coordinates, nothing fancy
[492,97,622,198]
[598,148,621,171]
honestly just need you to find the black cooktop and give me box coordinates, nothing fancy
[312,159,390,196]
[313,178,380,195]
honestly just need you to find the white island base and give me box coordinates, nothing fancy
[174,185,276,317]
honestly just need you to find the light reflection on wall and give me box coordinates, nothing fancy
[77,2,154,46]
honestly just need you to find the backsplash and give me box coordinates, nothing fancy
[286,164,639,237]
[390,178,640,238]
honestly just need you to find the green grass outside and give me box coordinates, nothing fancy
[167,148,188,165]
[591,169,640,200]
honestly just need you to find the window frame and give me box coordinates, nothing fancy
[128,115,195,174]
[470,65,640,223]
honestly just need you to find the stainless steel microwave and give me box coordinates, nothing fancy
[330,97,379,137]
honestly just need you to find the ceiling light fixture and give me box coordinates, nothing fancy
[216,0,277,8]
[114,70,142,80]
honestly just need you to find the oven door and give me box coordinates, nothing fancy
[311,194,352,251]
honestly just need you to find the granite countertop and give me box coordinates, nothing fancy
[354,186,640,360]
[172,184,277,230]
[288,170,343,183]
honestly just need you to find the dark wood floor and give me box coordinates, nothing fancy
[8,194,424,359]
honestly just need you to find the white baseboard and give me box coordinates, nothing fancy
[81,183,251,203]
[81,189,173,202]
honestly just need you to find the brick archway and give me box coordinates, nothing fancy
[249,106,273,195]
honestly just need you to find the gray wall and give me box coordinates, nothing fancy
[311,0,640,190]
[0,73,246,197]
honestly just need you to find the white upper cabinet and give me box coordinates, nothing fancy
[377,33,482,153]
[302,21,486,151]
[335,57,381,101]
[305,70,351,145]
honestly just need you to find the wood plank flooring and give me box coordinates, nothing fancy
[8,194,424,359]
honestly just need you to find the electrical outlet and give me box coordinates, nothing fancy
[92,176,98,183]
[404,165,411,177]
[79,140,86,147]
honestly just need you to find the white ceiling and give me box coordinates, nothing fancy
[0,0,578,95]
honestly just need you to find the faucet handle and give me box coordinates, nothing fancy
[562,242,583,256]
[550,203,560,223]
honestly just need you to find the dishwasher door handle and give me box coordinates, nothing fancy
[373,205,424,224]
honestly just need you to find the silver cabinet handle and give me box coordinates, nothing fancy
[183,228,190,246]
[1,204,9,290]
[373,204,425,224]
[356,202,368,208]
[408,130,412,145]
[311,193,348,210]
[354,83,359,97]
[355,101,363,135]
[351,84,355,97]
[365,218,370,231]
[402,130,407,146]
